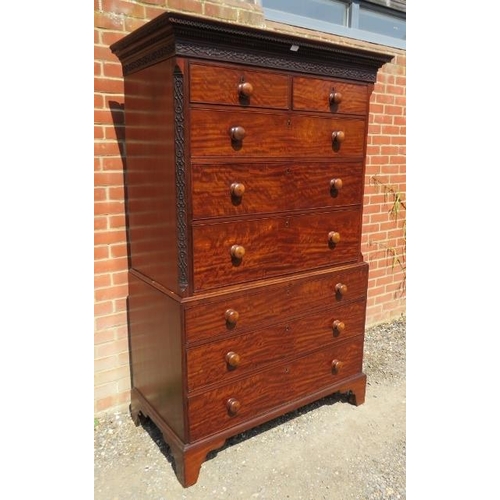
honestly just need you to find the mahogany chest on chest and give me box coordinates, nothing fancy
[111,11,391,487]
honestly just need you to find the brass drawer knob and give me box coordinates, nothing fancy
[238,81,254,97]
[335,283,348,296]
[230,126,246,141]
[328,231,341,245]
[331,359,343,374]
[330,178,343,191]
[230,244,246,259]
[331,130,345,143]
[332,319,345,334]
[225,351,241,368]
[227,397,241,415]
[230,182,245,198]
[225,308,240,325]
[329,89,343,104]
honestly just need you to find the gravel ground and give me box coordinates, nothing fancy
[94,316,406,499]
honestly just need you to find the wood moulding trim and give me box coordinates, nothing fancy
[173,65,188,292]
[110,11,393,81]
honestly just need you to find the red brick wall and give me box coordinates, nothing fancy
[94,0,406,413]
[363,54,406,325]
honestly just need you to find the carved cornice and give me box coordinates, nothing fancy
[175,41,376,82]
[121,42,175,75]
[111,11,393,82]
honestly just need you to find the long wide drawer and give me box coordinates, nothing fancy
[191,161,364,219]
[187,336,364,441]
[190,109,366,158]
[192,209,361,291]
[184,262,368,344]
[187,299,366,391]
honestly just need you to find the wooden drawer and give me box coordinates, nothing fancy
[190,62,289,109]
[293,76,369,115]
[190,109,366,158]
[187,299,366,391]
[187,336,364,441]
[184,262,368,344]
[191,161,364,219]
[192,209,361,291]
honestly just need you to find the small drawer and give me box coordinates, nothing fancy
[293,76,369,115]
[192,209,361,292]
[191,161,364,219]
[190,109,366,159]
[186,299,366,391]
[290,114,367,158]
[190,63,289,109]
[187,336,364,441]
[184,262,368,344]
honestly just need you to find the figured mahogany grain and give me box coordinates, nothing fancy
[192,209,362,291]
[187,336,364,441]
[190,108,366,158]
[293,76,368,115]
[190,63,289,109]
[184,262,368,343]
[191,161,364,219]
[110,9,389,487]
[186,299,367,390]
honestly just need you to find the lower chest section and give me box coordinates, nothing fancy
[183,262,368,440]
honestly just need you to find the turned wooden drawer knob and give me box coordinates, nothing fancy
[226,351,241,367]
[328,231,341,244]
[230,244,246,259]
[230,126,246,141]
[332,130,345,143]
[329,90,343,104]
[330,178,343,191]
[335,283,348,296]
[331,359,343,374]
[332,319,345,333]
[230,182,245,198]
[238,82,254,97]
[225,308,240,325]
[227,397,241,415]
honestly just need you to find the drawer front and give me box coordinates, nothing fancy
[190,109,366,158]
[190,63,289,109]
[187,299,366,391]
[187,337,364,441]
[192,209,361,291]
[191,161,364,219]
[293,76,368,115]
[184,262,368,344]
